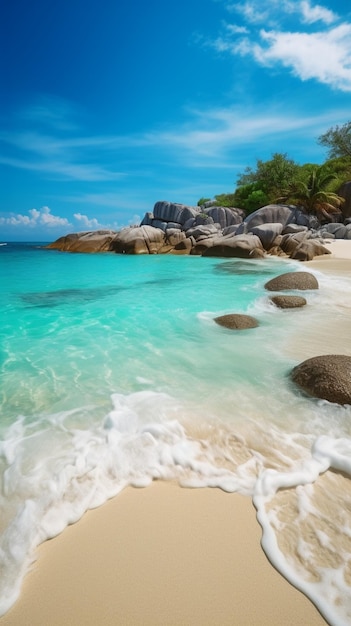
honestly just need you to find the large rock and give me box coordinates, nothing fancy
[240,204,323,234]
[291,355,351,405]
[166,228,186,246]
[140,212,154,226]
[46,230,117,253]
[282,224,308,235]
[214,314,259,329]
[191,239,216,255]
[338,181,351,219]
[250,223,283,250]
[289,240,331,261]
[173,238,193,254]
[204,206,244,229]
[153,201,199,225]
[151,219,168,231]
[237,205,303,233]
[264,271,319,291]
[279,231,309,255]
[111,226,166,254]
[203,234,265,258]
[186,224,220,241]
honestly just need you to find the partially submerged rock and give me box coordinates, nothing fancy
[214,314,259,329]
[270,295,307,308]
[291,355,351,405]
[264,272,319,291]
[46,230,117,253]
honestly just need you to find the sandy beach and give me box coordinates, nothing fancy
[2,240,350,626]
[1,484,326,626]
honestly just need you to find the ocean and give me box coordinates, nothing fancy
[0,242,350,624]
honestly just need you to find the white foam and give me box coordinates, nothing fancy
[1,388,351,623]
[254,436,351,626]
[0,391,247,616]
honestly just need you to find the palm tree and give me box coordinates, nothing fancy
[279,167,345,222]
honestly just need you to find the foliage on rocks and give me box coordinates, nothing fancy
[198,121,351,219]
[277,166,345,222]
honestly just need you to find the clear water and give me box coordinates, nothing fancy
[1,242,350,624]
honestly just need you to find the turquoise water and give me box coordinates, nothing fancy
[1,243,351,624]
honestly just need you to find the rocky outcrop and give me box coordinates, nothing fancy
[47,195,351,258]
[46,230,117,253]
[249,223,284,250]
[153,201,199,225]
[205,206,244,229]
[264,272,319,291]
[291,355,351,405]
[289,240,332,261]
[270,295,307,308]
[237,204,310,234]
[315,222,351,240]
[214,314,259,329]
[186,224,221,242]
[202,234,265,258]
[111,226,166,254]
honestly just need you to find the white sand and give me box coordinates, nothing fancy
[1,483,326,626]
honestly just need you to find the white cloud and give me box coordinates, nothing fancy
[299,1,337,25]
[255,24,351,90]
[73,213,102,229]
[228,1,271,24]
[213,2,351,92]
[0,207,71,229]
[225,23,249,34]
[226,0,338,25]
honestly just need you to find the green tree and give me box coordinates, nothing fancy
[233,183,270,214]
[213,193,237,207]
[318,121,351,159]
[236,152,300,198]
[197,197,211,206]
[279,166,345,222]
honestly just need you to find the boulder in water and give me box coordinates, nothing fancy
[214,314,259,329]
[264,272,319,291]
[291,355,351,405]
[270,295,307,308]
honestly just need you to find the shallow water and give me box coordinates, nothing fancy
[0,243,350,624]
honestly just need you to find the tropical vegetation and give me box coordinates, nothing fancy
[198,121,351,220]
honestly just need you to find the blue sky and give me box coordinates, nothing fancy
[1,0,350,241]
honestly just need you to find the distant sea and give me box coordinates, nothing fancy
[1,242,350,624]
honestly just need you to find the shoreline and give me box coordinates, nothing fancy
[2,240,350,626]
[306,238,351,272]
[1,483,326,626]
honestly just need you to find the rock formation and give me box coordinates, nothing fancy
[47,193,351,260]
[214,314,259,329]
[269,295,307,308]
[264,272,319,291]
[291,355,351,405]
[46,230,117,253]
